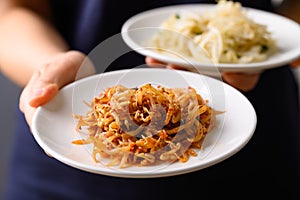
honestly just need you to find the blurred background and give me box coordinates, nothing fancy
[0,73,20,198]
[0,0,299,198]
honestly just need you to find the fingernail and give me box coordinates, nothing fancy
[32,88,45,97]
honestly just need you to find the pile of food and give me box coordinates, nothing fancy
[149,0,277,64]
[72,84,219,168]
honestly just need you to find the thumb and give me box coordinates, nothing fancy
[18,69,60,127]
[19,51,95,127]
[28,75,59,108]
[27,50,94,108]
[19,69,59,112]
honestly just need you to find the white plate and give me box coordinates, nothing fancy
[122,4,300,74]
[32,68,256,178]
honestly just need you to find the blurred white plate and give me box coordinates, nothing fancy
[122,4,300,74]
[32,68,256,178]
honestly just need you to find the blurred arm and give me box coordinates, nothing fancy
[0,0,69,87]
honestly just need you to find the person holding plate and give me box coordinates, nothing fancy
[0,0,299,199]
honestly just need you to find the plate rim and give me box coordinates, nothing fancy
[121,3,300,73]
[31,68,257,178]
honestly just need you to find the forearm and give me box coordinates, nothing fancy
[0,5,68,87]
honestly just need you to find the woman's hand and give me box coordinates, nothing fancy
[145,56,261,92]
[19,50,96,128]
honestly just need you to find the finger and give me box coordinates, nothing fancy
[18,71,50,127]
[29,51,94,108]
[44,150,53,157]
[29,83,59,107]
[222,72,261,92]
[145,56,166,68]
[166,64,188,71]
[20,51,95,127]
[291,58,300,68]
[23,64,60,109]
[145,56,189,71]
